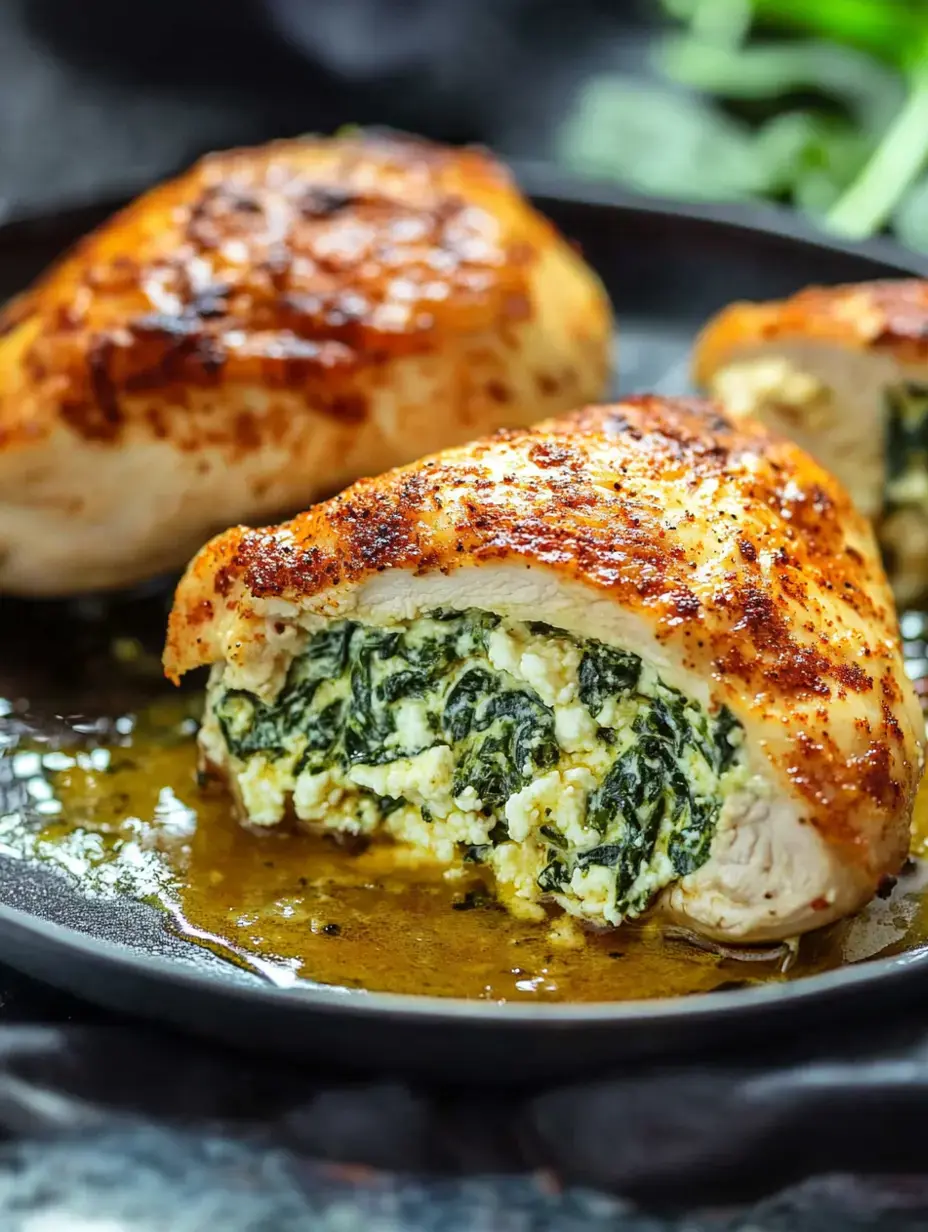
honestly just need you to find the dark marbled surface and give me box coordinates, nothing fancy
[5,1132,928,1232]
[0,1007,923,1227]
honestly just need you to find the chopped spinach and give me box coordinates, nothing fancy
[884,381,928,510]
[578,643,641,716]
[640,693,689,756]
[443,667,495,743]
[594,742,656,821]
[537,859,569,892]
[667,803,716,877]
[293,699,346,775]
[478,691,559,773]
[215,623,353,761]
[376,668,429,703]
[341,639,399,766]
[712,706,741,773]
[213,690,286,759]
[886,382,928,485]
[877,381,928,584]
[575,844,626,869]
[296,623,352,679]
[571,650,734,915]
[487,820,509,845]
[443,669,558,809]
[539,824,565,847]
[583,771,669,911]
[526,620,558,636]
[428,607,500,651]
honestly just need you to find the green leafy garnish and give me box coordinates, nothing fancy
[558,0,928,248]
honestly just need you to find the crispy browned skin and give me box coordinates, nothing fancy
[0,130,610,593]
[1,134,565,445]
[694,279,928,383]
[166,396,924,875]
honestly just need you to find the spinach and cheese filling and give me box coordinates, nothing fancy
[880,381,928,599]
[884,381,928,515]
[201,610,747,926]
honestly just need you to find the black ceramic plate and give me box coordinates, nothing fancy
[2,177,928,1081]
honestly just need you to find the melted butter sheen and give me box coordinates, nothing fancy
[9,702,928,1002]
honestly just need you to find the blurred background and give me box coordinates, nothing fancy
[2,0,928,250]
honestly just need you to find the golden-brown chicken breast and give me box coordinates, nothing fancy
[0,131,611,595]
[165,397,924,944]
[694,280,928,604]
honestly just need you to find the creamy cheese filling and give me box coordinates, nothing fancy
[710,356,835,433]
[200,610,747,927]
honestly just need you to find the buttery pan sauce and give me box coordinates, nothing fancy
[4,697,928,1002]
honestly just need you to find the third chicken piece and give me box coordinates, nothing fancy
[694,281,928,605]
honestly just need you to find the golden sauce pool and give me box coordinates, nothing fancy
[4,698,928,1002]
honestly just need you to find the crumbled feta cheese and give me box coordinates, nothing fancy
[490,841,547,921]
[388,698,435,753]
[349,745,455,817]
[519,641,580,707]
[553,702,597,751]
[567,863,615,916]
[504,768,593,845]
[486,626,523,679]
[293,768,345,822]
[237,755,290,826]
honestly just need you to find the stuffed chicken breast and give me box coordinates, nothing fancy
[165,397,924,943]
[694,280,928,604]
[0,131,611,596]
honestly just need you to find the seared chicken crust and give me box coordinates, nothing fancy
[694,280,928,380]
[0,131,610,595]
[166,397,924,941]
[694,280,928,603]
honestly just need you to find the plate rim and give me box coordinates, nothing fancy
[2,183,927,1028]
[2,882,928,1026]
[514,161,928,277]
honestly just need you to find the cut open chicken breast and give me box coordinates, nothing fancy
[694,280,928,605]
[165,397,924,943]
[0,130,611,595]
